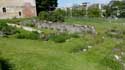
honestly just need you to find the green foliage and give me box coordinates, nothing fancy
[0,18,28,24]
[71,5,86,17]
[54,9,66,17]
[0,23,8,30]
[0,23,17,36]
[50,35,66,43]
[7,18,29,23]
[0,20,8,24]
[101,55,123,70]
[25,23,35,27]
[0,17,125,70]
[49,33,70,43]
[39,11,65,22]
[104,5,112,17]
[16,30,39,40]
[39,11,49,20]
[50,11,65,22]
[36,0,57,14]
[88,5,100,17]
[69,33,80,38]
[106,1,125,17]
[47,33,80,43]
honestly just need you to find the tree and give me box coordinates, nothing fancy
[65,4,86,17]
[104,5,112,17]
[54,8,66,17]
[107,0,125,17]
[88,4,101,17]
[71,4,86,17]
[36,0,58,15]
[38,10,65,22]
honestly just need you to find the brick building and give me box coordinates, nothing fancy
[0,0,37,19]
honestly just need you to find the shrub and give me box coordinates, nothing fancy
[16,30,39,40]
[7,18,29,23]
[101,55,123,70]
[38,11,65,22]
[69,33,80,38]
[0,23,17,36]
[49,11,65,22]
[0,23,8,30]
[25,23,35,27]
[49,33,70,43]
[88,6,100,17]
[0,20,8,24]
[51,35,66,43]
[38,11,49,21]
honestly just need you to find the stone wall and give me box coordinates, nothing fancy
[18,19,97,34]
[19,19,96,34]
[36,21,96,34]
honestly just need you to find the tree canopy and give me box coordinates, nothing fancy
[106,0,125,17]
[36,0,58,15]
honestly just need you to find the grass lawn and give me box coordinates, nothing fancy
[0,37,113,70]
[0,17,125,70]
[65,17,125,33]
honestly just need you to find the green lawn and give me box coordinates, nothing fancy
[0,17,125,70]
[0,37,123,70]
[0,38,108,70]
[65,17,125,33]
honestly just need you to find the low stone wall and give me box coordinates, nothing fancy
[36,21,96,34]
[19,19,97,34]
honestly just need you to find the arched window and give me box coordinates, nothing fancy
[19,11,21,16]
[2,7,6,13]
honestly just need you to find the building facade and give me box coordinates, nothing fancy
[0,0,37,19]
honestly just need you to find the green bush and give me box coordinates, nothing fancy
[51,35,66,43]
[72,8,86,17]
[49,33,70,43]
[0,23,17,35]
[87,4,101,17]
[101,55,123,70]
[0,20,8,24]
[16,30,39,40]
[38,11,65,22]
[0,23,8,30]
[69,33,80,38]
[38,11,49,21]
[25,23,35,27]
[0,18,28,24]
[50,10,65,22]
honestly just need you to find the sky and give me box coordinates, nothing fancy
[58,0,111,8]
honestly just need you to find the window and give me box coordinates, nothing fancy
[19,12,21,16]
[2,7,6,13]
